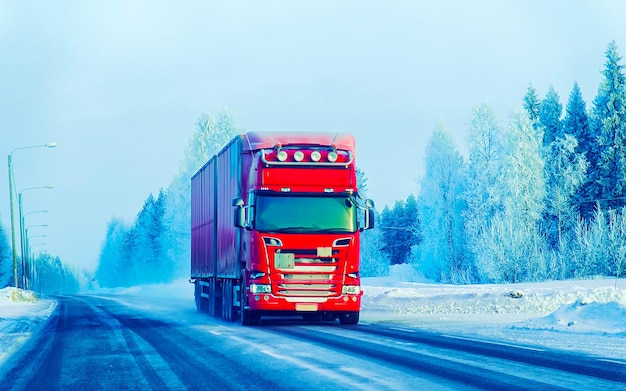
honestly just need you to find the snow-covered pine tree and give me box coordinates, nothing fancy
[589,41,626,211]
[540,86,564,147]
[540,86,588,255]
[95,218,129,288]
[523,84,542,129]
[133,190,168,285]
[563,82,594,218]
[379,197,419,265]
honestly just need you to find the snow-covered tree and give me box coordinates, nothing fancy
[564,82,592,155]
[463,104,506,279]
[414,123,468,283]
[542,135,587,250]
[357,166,390,276]
[563,83,594,218]
[475,110,548,283]
[380,196,420,265]
[360,225,390,277]
[95,218,130,288]
[540,86,564,147]
[162,110,242,277]
[539,87,588,251]
[523,84,541,129]
[606,209,626,279]
[35,253,80,294]
[133,190,168,284]
[589,41,626,211]
[0,222,12,288]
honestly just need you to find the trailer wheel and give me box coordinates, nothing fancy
[209,280,222,318]
[194,282,202,313]
[339,311,359,325]
[222,280,235,321]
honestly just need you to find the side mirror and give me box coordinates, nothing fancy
[364,199,375,230]
[232,197,245,228]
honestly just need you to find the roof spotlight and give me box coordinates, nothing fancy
[311,151,322,162]
[327,151,338,162]
[294,151,304,162]
[277,150,288,162]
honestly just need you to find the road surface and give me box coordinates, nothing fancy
[1,295,624,390]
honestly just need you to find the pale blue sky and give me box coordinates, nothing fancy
[2,1,626,271]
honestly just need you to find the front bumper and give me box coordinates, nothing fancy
[245,293,361,312]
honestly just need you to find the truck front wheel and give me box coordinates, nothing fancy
[339,311,359,325]
[241,309,260,326]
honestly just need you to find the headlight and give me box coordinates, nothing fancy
[342,285,360,295]
[250,284,271,294]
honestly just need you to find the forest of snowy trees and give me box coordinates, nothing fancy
[92,40,626,288]
[382,41,626,283]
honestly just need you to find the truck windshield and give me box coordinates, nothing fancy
[254,195,357,233]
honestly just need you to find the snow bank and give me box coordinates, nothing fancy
[0,288,56,365]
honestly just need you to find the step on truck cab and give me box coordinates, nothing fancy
[191,132,375,325]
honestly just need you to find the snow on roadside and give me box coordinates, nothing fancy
[0,287,57,365]
[360,264,626,358]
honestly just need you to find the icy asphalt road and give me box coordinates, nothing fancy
[0,295,624,391]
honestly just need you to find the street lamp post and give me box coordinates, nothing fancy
[7,142,56,288]
[26,234,46,291]
[18,186,53,289]
[25,225,48,291]
[29,243,46,293]
[22,210,49,290]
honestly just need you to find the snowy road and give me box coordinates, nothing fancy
[0,294,624,391]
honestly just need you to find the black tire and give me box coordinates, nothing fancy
[241,309,260,326]
[222,280,235,321]
[194,282,202,313]
[210,280,222,318]
[339,311,359,325]
[240,282,260,326]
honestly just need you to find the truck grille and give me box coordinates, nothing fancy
[273,249,342,298]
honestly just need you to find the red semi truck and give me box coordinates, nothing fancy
[190,132,375,325]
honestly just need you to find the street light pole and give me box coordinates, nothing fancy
[7,142,56,288]
[18,186,53,289]
[25,225,48,291]
[22,210,49,290]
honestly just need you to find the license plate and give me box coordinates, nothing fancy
[295,303,318,312]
